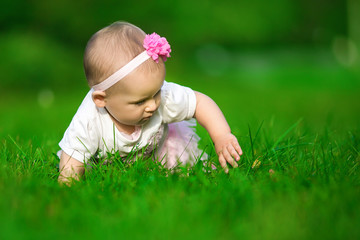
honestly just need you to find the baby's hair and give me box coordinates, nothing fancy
[83,21,164,88]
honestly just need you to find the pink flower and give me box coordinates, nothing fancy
[143,33,171,63]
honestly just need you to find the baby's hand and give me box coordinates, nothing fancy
[214,133,243,173]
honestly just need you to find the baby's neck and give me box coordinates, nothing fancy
[115,123,136,135]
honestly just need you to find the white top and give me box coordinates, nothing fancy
[59,81,197,163]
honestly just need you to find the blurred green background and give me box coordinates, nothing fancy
[1,2,360,239]
[0,0,359,141]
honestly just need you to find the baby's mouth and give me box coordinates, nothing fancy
[141,115,152,122]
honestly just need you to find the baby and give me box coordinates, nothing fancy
[58,21,242,184]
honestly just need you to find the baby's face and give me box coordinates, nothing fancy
[105,67,165,128]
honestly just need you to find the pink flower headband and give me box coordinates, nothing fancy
[92,33,171,91]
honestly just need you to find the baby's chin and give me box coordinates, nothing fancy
[138,117,151,125]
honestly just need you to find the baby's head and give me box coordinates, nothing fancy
[83,21,165,94]
[84,21,170,129]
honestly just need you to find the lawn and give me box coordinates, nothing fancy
[0,48,359,239]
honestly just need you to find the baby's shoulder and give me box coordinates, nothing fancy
[162,81,182,91]
[161,81,192,97]
[72,90,100,124]
[161,81,194,101]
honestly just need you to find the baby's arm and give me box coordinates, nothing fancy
[58,151,85,185]
[194,91,243,173]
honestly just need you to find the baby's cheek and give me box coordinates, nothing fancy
[155,98,161,108]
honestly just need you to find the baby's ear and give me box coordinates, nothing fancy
[92,91,107,108]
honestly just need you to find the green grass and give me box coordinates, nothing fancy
[1,48,360,239]
[1,121,359,239]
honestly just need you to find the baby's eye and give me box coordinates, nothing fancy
[135,100,145,106]
[154,90,161,97]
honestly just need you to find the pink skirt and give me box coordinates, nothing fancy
[157,119,208,168]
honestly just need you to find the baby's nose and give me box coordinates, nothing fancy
[145,99,158,112]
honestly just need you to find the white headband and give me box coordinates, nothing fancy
[92,51,150,91]
[92,32,171,92]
